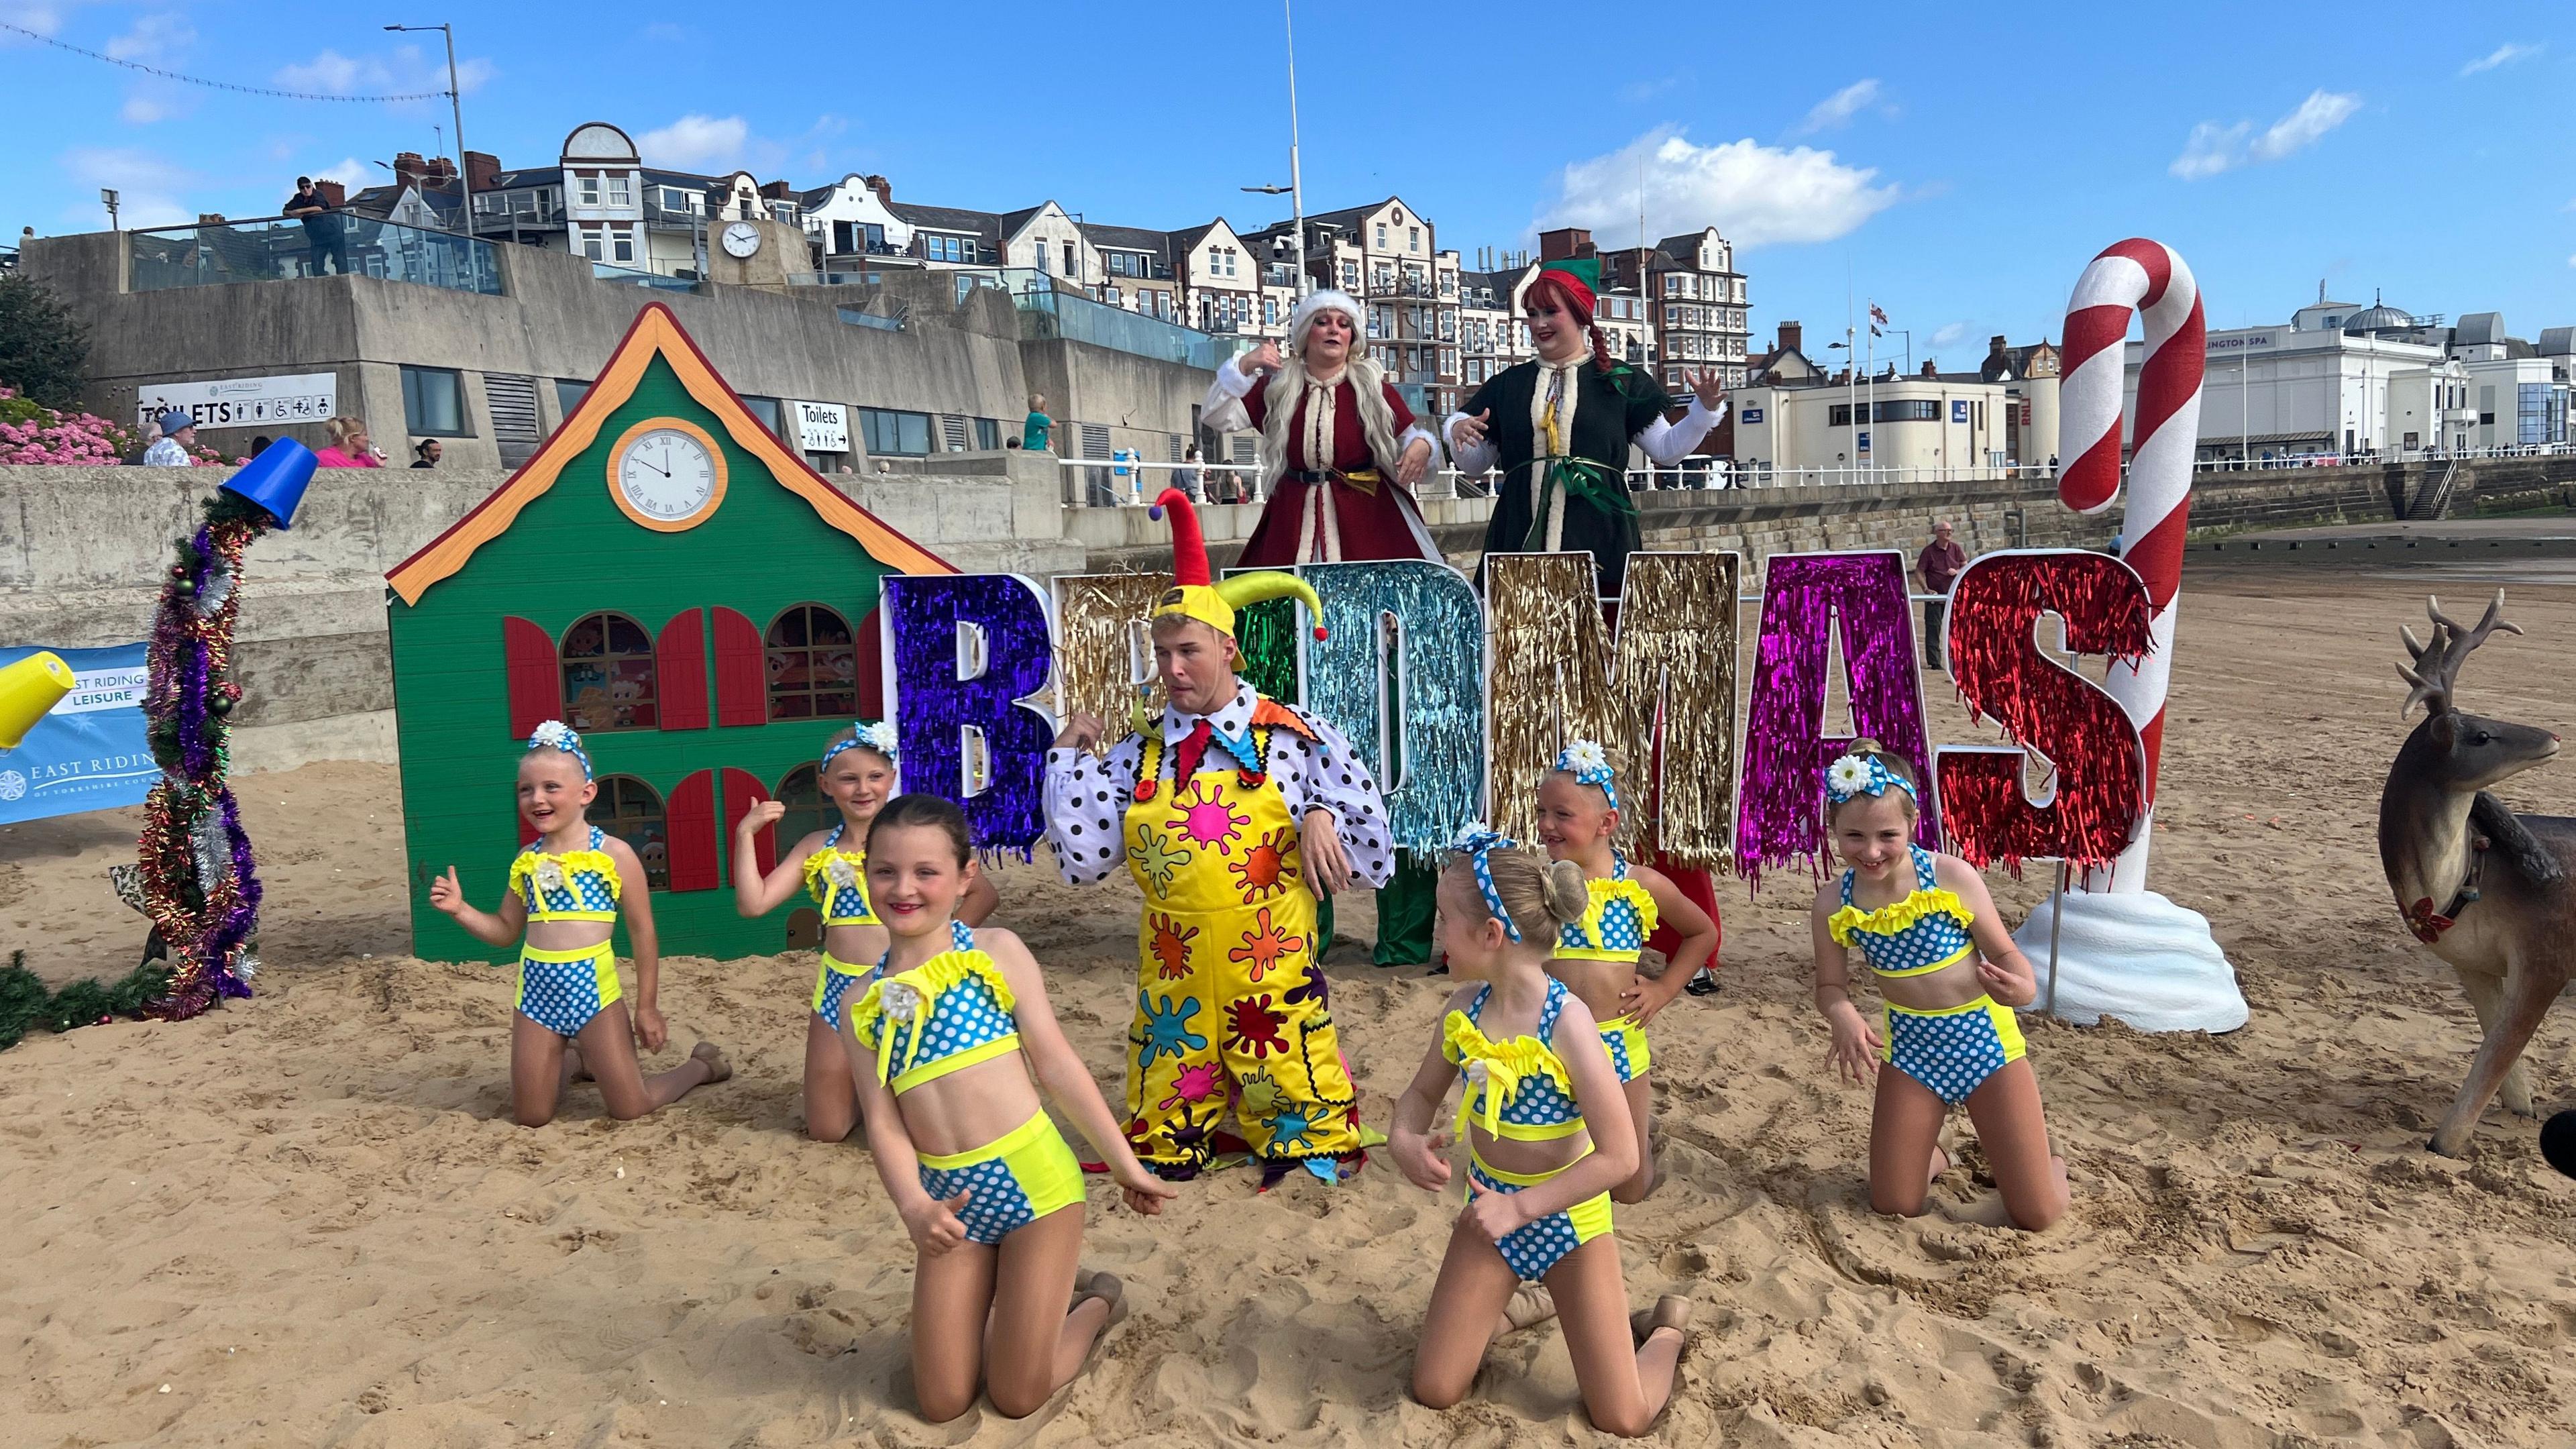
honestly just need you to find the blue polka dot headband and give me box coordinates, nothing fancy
[1554,738,1619,812]
[822,718,899,769]
[525,719,591,780]
[1825,751,1915,804]
[1448,824,1523,942]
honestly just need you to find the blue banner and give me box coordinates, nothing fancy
[0,643,157,824]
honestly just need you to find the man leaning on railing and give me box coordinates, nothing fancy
[283,177,346,278]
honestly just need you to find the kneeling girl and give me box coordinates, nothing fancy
[1810,740,2068,1229]
[845,794,1175,1421]
[1391,828,1688,1438]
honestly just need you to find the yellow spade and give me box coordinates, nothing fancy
[0,651,77,749]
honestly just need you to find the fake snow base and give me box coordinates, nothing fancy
[2011,889,2249,1034]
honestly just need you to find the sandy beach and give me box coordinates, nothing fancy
[6,559,2575,1447]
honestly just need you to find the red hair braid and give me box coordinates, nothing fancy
[1525,272,1615,373]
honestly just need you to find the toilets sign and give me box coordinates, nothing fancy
[135,372,338,431]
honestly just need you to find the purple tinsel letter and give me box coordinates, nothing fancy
[880,574,1057,854]
[1735,551,1937,882]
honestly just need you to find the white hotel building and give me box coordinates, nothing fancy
[2126,288,2574,462]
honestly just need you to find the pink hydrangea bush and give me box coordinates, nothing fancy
[0,385,140,464]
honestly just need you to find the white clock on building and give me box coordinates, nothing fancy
[720,221,761,258]
[608,419,727,531]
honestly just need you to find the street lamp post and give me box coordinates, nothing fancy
[384,23,471,237]
[101,189,121,232]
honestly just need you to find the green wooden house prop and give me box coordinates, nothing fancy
[385,302,955,962]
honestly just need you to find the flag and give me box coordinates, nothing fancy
[1869,302,1888,326]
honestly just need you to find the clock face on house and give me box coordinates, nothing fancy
[608,419,727,531]
[720,221,761,258]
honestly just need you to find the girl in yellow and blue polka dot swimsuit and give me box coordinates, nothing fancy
[843,793,1175,1425]
[733,720,998,1143]
[1535,739,1719,1208]
[430,720,730,1128]
[1809,739,2068,1231]
[1389,828,1690,1437]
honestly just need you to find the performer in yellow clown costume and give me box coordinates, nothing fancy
[1045,489,1395,1183]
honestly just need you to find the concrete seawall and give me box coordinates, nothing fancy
[7,455,2561,774]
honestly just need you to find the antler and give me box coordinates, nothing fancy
[2396,590,2522,718]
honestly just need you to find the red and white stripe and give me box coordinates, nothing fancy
[2057,238,2204,890]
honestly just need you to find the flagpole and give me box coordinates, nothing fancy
[1866,302,1877,485]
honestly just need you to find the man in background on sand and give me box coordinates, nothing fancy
[1915,519,1968,672]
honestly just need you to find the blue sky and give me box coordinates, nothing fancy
[4,1,2570,358]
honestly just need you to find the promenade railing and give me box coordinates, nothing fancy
[127,213,502,294]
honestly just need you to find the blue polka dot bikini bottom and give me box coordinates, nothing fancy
[1881,996,2028,1107]
[1469,1152,1615,1282]
[914,1110,1087,1246]
[517,941,621,1038]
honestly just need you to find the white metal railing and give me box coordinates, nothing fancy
[1057,456,1265,507]
[2192,439,2576,472]
[1721,462,2060,490]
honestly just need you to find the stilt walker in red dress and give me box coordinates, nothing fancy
[1205,289,1446,965]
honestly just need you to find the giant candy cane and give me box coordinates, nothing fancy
[2058,238,2204,891]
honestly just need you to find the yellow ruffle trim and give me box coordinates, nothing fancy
[1442,1010,1574,1138]
[508,848,621,905]
[801,847,871,906]
[1581,874,1660,937]
[847,950,1016,1082]
[1827,886,1972,947]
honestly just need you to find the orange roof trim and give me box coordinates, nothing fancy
[386,302,956,605]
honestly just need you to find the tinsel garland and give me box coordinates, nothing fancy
[1226,587,1300,705]
[136,496,272,1020]
[1735,551,1936,885]
[1934,553,2153,874]
[1604,552,1739,868]
[1300,560,1486,853]
[1483,555,1625,848]
[1053,573,1172,746]
[881,573,1055,857]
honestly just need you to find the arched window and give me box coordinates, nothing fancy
[765,604,858,722]
[587,774,669,890]
[560,611,657,733]
[773,763,839,845]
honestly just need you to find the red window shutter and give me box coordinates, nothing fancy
[656,608,710,731]
[665,769,719,892]
[502,616,562,739]
[712,606,767,727]
[853,604,885,721]
[720,767,777,883]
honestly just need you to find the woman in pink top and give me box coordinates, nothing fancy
[315,415,384,468]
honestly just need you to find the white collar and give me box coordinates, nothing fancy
[1159,680,1265,769]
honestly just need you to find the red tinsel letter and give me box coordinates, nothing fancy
[1935,551,2153,872]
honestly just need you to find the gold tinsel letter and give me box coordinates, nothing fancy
[1049,573,1171,751]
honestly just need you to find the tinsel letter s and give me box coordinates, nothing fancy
[1736,550,1937,883]
[881,574,1057,855]
[1299,559,1486,854]
[1933,551,2153,872]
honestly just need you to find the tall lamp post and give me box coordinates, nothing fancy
[384,23,471,236]
[1240,0,1310,299]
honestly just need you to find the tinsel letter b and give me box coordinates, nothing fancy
[881,574,1057,854]
[1934,551,2152,872]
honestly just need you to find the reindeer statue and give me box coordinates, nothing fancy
[2381,592,2573,1157]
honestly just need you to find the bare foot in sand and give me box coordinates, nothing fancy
[1496,1283,1556,1336]
[691,1042,733,1084]
[1933,1155,2069,1230]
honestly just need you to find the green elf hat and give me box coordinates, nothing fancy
[1533,256,1601,321]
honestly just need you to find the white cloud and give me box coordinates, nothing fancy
[0,1,97,39]
[312,156,370,189]
[60,145,194,227]
[105,11,191,60]
[2460,41,2540,76]
[1540,127,1899,250]
[1927,321,1972,352]
[639,114,751,171]
[119,95,171,123]
[1797,79,1882,135]
[273,44,492,98]
[2169,90,2359,179]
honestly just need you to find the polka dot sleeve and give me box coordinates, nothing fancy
[1043,736,1144,885]
[1270,708,1396,890]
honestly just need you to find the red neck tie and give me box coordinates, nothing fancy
[1171,718,1214,784]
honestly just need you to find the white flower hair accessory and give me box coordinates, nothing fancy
[1825,751,1915,804]
[822,718,900,769]
[1554,738,1620,812]
[525,719,592,780]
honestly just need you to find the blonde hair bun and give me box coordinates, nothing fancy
[1848,736,1885,755]
[1542,858,1590,925]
